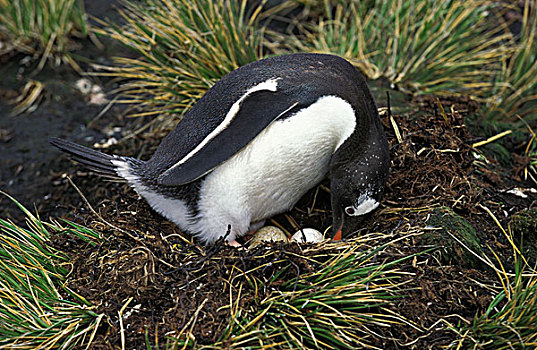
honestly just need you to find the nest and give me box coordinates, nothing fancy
[48,94,536,348]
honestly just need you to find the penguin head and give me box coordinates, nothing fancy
[329,142,390,241]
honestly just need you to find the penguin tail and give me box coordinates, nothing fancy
[49,137,140,181]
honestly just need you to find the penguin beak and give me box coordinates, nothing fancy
[333,226,343,241]
[332,210,344,241]
[332,210,364,241]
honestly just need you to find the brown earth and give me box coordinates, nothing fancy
[41,94,534,349]
[1,2,536,349]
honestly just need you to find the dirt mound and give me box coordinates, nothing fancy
[45,94,536,348]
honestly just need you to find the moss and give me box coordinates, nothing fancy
[482,143,512,167]
[423,207,485,268]
[509,209,537,261]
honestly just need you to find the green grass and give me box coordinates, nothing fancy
[100,0,536,127]
[0,192,102,349]
[485,0,537,122]
[2,198,537,348]
[0,0,87,70]
[98,0,268,128]
[447,208,537,349]
[216,239,410,349]
[154,234,413,349]
[450,265,537,349]
[284,0,537,123]
[0,192,411,349]
[2,0,537,347]
[282,0,511,98]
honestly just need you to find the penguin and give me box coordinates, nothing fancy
[51,53,390,246]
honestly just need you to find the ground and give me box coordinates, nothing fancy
[1,3,536,349]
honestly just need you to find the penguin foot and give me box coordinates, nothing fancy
[227,240,242,247]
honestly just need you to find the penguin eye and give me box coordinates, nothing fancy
[344,206,357,216]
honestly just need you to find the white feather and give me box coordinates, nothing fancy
[192,95,356,243]
[346,192,379,216]
[112,160,192,232]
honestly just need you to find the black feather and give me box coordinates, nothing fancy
[49,137,122,179]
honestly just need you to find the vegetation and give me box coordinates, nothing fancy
[485,0,537,122]
[455,272,537,349]
[0,0,88,114]
[0,193,101,348]
[284,0,537,122]
[449,216,537,349]
[0,194,410,349]
[1,0,537,348]
[0,0,87,70]
[98,0,269,131]
[283,0,510,98]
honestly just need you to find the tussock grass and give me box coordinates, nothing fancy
[0,191,411,349]
[458,272,537,349]
[449,258,537,349]
[283,0,511,98]
[447,207,537,349]
[98,0,268,130]
[0,0,87,70]
[167,234,412,349]
[486,0,537,121]
[0,192,102,349]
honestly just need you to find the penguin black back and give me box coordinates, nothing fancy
[141,53,380,186]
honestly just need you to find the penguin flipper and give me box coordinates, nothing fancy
[159,90,299,186]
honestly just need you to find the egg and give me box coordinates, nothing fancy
[249,226,288,247]
[290,228,324,243]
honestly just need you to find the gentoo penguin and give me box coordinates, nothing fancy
[51,53,390,245]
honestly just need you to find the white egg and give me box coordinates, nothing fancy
[290,228,324,243]
[249,226,288,247]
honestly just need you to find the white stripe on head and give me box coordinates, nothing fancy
[345,192,379,216]
[168,77,281,172]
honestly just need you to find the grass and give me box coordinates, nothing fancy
[0,0,88,116]
[2,0,537,347]
[0,192,412,349]
[97,0,536,128]
[485,0,537,122]
[211,237,411,349]
[143,233,414,349]
[446,206,537,349]
[456,271,537,348]
[97,0,270,131]
[2,187,537,348]
[0,0,88,71]
[0,192,102,349]
[284,0,537,123]
[282,0,511,98]
[448,253,537,349]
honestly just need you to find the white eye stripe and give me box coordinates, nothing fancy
[344,206,356,216]
[344,196,379,217]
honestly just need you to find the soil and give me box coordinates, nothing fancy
[35,94,537,349]
[1,3,536,350]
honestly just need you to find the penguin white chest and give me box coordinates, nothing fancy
[194,95,356,242]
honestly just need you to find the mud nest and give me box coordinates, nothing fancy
[48,94,536,348]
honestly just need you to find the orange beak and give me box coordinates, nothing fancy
[332,226,342,241]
